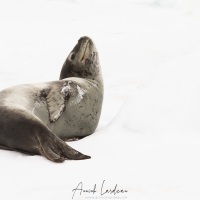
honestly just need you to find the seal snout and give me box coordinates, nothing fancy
[68,36,93,63]
[79,36,92,43]
[76,36,94,63]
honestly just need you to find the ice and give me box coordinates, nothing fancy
[74,85,86,105]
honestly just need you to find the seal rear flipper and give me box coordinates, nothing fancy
[38,146,65,163]
[35,132,90,162]
[35,133,65,162]
[57,139,91,160]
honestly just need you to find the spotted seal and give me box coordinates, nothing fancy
[0,36,103,162]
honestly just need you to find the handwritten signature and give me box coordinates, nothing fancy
[72,180,128,199]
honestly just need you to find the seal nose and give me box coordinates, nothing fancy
[78,36,91,43]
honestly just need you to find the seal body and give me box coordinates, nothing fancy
[0,36,103,162]
[46,78,103,138]
[0,77,103,139]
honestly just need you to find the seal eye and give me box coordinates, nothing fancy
[70,53,75,61]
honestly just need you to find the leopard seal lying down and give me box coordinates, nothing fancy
[0,36,104,162]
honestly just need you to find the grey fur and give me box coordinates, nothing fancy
[0,36,103,162]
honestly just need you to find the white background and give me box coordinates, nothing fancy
[0,0,200,199]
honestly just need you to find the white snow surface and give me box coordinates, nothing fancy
[1,0,200,199]
[74,85,86,105]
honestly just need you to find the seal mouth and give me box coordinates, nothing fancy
[80,39,90,62]
[68,36,95,63]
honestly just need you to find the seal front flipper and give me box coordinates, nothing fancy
[46,81,75,123]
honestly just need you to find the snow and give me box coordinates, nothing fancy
[74,85,86,105]
[0,0,200,199]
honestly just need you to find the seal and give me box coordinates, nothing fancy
[0,36,104,162]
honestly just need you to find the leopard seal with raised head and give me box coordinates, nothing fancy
[0,36,104,162]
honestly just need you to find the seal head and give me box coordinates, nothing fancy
[60,36,102,84]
